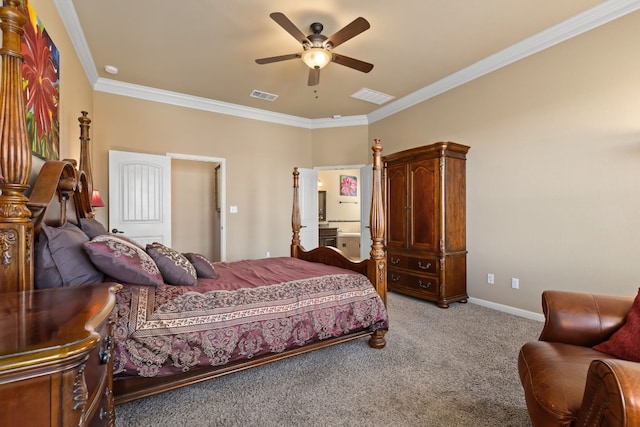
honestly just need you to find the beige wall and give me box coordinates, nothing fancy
[30,0,93,160]
[370,11,640,312]
[311,126,370,166]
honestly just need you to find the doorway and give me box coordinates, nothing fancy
[168,152,226,262]
[315,165,368,260]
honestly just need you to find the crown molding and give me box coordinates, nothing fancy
[94,78,317,128]
[54,0,99,84]
[56,0,640,129]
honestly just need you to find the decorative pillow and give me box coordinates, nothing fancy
[83,234,164,286]
[183,253,217,279]
[146,242,198,286]
[35,222,104,289]
[79,218,109,239]
[593,288,640,362]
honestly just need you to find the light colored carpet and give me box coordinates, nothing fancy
[115,292,541,427]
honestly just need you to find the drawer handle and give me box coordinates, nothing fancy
[390,257,400,265]
[99,336,112,365]
[418,261,431,270]
[99,349,110,365]
[391,274,401,282]
[418,281,432,289]
[100,407,108,420]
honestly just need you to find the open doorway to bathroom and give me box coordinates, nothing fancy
[316,166,363,260]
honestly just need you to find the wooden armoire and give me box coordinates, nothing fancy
[384,142,469,308]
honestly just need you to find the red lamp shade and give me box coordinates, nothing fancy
[91,189,105,208]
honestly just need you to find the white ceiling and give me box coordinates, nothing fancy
[61,1,640,127]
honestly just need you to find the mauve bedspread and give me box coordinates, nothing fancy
[112,257,388,377]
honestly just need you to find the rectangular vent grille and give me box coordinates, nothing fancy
[350,88,395,105]
[250,90,278,102]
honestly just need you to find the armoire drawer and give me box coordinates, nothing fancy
[388,254,438,274]
[388,270,439,297]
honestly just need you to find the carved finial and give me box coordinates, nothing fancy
[291,167,301,255]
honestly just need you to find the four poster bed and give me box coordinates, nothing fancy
[0,1,388,410]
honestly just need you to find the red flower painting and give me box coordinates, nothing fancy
[19,1,60,160]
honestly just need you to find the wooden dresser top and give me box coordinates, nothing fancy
[0,283,119,373]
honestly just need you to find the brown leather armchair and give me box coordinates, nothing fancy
[518,290,640,426]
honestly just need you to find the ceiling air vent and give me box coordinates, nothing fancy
[350,88,395,105]
[250,90,278,102]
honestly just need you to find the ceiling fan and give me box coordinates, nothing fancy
[255,12,373,86]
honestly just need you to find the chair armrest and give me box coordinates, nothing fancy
[539,290,633,347]
[575,359,640,426]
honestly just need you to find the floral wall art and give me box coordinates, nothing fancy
[19,0,60,160]
[340,175,357,197]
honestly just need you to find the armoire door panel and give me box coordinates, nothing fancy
[386,163,408,249]
[445,158,467,251]
[410,159,439,251]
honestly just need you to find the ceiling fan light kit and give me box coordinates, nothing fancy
[301,48,332,69]
[256,12,373,86]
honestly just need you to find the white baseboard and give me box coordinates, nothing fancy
[468,297,545,322]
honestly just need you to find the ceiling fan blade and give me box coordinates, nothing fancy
[326,17,370,48]
[255,53,301,64]
[270,12,308,44]
[332,53,374,73]
[308,67,320,86]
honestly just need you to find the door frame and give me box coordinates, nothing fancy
[167,152,227,261]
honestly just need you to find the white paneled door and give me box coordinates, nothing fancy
[360,164,373,260]
[109,150,172,247]
[298,168,319,251]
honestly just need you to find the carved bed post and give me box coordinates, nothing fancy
[78,111,93,192]
[368,139,387,348]
[0,1,33,293]
[77,111,97,218]
[290,167,301,257]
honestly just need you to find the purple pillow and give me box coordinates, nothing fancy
[83,234,163,286]
[35,222,104,289]
[146,243,197,286]
[78,218,108,239]
[183,253,217,279]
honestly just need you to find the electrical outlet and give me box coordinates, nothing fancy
[487,273,494,284]
[511,278,520,289]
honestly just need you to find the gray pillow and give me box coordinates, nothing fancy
[79,218,108,239]
[146,242,198,286]
[35,222,104,289]
[183,253,217,279]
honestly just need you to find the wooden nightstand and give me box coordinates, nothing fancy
[0,283,121,426]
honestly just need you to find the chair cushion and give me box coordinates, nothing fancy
[518,341,610,427]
